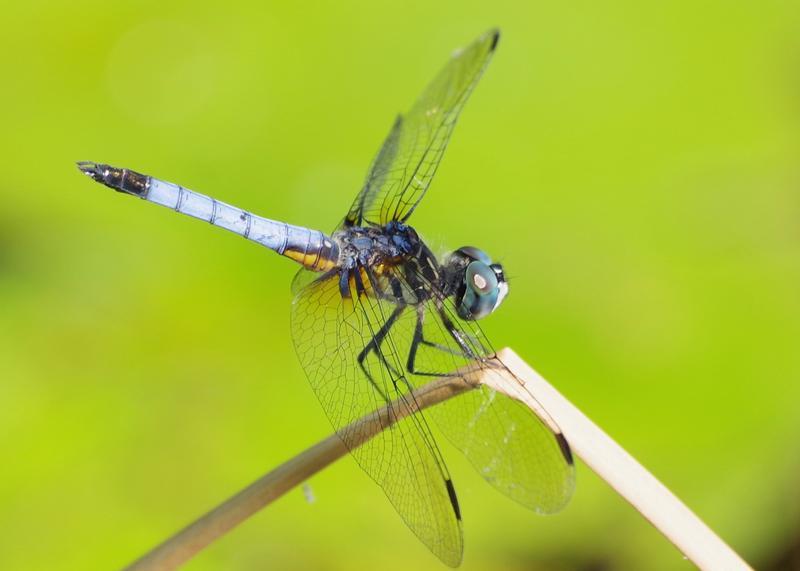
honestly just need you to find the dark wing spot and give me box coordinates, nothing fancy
[490,29,500,51]
[555,432,574,465]
[445,478,462,520]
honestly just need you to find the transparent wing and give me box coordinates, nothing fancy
[394,266,576,513]
[344,29,499,228]
[290,268,463,567]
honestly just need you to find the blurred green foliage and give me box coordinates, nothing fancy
[1,1,799,570]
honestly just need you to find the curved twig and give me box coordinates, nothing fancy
[123,373,478,571]
[123,349,752,571]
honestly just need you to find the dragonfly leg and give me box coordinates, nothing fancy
[407,307,469,377]
[357,304,405,402]
[437,306,480,359]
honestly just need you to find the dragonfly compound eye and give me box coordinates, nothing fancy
[458,261,500,320]
[455,246,492,265]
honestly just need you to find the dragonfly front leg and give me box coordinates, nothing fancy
[357,304,405,402]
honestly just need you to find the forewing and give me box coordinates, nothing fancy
[290,269,463,566]
[394,268,576,513]
[344,29,499,228]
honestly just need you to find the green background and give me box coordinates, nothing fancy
[2,1,799,570]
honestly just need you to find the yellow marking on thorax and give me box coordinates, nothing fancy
[347,266,393,299]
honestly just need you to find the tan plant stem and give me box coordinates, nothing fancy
[124,373,478,571]
[124,348,752,571]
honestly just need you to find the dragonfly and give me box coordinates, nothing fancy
[78,29,574,566]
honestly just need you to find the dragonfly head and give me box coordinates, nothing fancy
[448,246,508,320]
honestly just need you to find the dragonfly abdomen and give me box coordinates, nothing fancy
[77,162,338,271]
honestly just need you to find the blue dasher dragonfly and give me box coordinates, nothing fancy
[78,29,574,566]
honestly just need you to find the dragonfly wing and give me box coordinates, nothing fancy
[344,29,499,228]
[290,268,463,566]
[393,267,576,513]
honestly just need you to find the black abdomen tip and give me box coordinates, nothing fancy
[76,161,104,180]
[77,161,149,197]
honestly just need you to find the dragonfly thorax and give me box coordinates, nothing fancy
[331,222,445,304]
[334,221,421,267]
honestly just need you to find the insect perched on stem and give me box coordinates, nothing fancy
[79,29,574,566]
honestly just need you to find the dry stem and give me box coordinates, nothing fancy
[123,348,752,571]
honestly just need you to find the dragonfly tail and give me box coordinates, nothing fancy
[77,162,339,272]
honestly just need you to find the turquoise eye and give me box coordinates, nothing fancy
[458,261,500,320]
[466,261,498,294]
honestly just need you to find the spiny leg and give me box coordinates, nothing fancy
[438,305,480,359]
